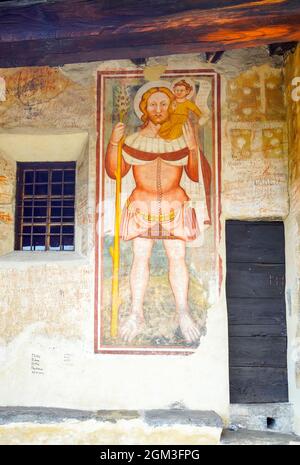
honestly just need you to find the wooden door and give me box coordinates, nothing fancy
[226,221,288,403]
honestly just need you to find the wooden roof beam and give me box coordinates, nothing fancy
[0,0,299,67]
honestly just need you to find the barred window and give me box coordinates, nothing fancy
[15,162,76,251]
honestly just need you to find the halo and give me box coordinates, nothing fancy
[171,77,196,100]
[134,80,172,119]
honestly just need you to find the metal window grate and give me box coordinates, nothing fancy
[15,162,76,251]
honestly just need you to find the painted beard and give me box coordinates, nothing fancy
[147,112,169,125]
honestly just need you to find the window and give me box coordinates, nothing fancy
[15,162,76,251]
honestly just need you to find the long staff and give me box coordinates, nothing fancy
[110,86,130,337]
[110,113,125,337]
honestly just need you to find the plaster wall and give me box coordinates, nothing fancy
[0,47,291,438]
[284,44,300,435]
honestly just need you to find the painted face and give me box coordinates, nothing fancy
[173,85,190,99]
[146,91,170,125]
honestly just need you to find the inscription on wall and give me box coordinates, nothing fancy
[223,65,288,218]
[31,353,44,375]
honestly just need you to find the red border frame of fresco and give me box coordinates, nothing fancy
[94,69,222,355]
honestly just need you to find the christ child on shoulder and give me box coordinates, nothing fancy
[159,79,202,140]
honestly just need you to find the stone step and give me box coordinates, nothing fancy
[0,407,223,445]
[221,428,300,445]
[229,403,293,433]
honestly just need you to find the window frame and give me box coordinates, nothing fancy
[15,161,76,252]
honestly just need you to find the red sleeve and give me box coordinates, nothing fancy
[199,150,212,225]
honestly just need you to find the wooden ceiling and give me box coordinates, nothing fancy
[0,0,299,67]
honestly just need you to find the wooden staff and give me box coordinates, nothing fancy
[110,112,125,338]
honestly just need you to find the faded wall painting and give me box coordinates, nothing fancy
[223,65,288,219]
[95,69,221,354]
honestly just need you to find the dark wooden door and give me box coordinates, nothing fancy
[226,221,288,403]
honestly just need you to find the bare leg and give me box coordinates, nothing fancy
[120,237,154,342]
[163,239,200,343]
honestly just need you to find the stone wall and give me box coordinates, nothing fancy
[284,44,300,434]
[0,46,294,442]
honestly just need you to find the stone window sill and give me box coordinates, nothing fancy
[0,251,89,268]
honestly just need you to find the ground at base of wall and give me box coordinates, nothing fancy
[221,429,300,445]
[0,421,221,445]
[0,408,223,445]
[1,407,299,445]
[0,424,299,445]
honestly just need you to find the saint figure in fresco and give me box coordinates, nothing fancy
[105,82,211,344]
[159,79,202,140]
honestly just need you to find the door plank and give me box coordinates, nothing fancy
[227,298,286,325]
[229,336,287,367]
[226,221,285,264]
[229,367,288,403]
[226,263,285,298]
[228,324,287,337]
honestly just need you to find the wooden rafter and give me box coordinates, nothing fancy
[0,0,299,67]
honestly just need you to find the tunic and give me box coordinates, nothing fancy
[119,133,211,242]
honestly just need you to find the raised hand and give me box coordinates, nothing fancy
[110,122,125,145]
[182,120,197,152]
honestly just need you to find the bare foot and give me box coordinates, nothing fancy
[179,312,200,343]
[120,314,144,343]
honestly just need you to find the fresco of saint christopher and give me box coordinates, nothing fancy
[105,80,212,344]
